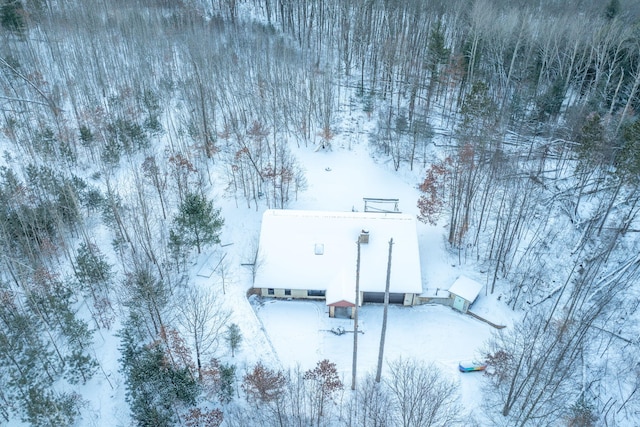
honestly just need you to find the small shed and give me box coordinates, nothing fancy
[448,276,483,313]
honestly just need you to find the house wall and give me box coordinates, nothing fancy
[258,288,416,307]
[259,288,424,306]
[258,288,326,300]
[450,294,470,312]
[414,296,453,306]
[403,293,415,306]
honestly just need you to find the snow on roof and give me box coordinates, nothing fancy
[325,268,356,306]
[448,275,483,303]
[254,209,423,298]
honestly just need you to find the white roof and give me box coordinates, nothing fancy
[448,276,483,303]
[254,210,423,299]
[325,268,356,306]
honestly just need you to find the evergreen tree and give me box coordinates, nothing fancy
[0,0,25,36]
[0,276,93,425]
[605,0,620,20]
[119,323,199,426]
[79,125,94,147]
[107,118,149,154]
[22,387,81,427]
[171,193,224,254]
[73,242,116,324]
[458,81,498,145]
[218,363,236,403]
[428,20,451,69]
[619,118,640,177]
[576,113,608,167]
[75,243,112,284]
[224,323,242,357]
[123,267,170,338]
[26,273,97,384]
[536,78,565,122]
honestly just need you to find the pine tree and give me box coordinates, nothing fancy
[576,112,610,170]
[79,125,94,146]
[619,119,640,178]
[123,267,169,338]
[224,323,242,357]
[536,78,565,122]
[458,81,498,144]
[75,242,114,328]
[218,363,236,403]
[171,193,224,254]
[0,274,93,424]
[0,0,25,36]
[119,322,199,426]
[605,0,620,20]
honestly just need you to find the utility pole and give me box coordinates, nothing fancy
[376,238,393,383]
[351,240,361,390]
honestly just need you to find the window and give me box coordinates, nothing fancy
[308,290,326,297]
[267,288,274,295]
[284,289,291,296]
[314,243,324,255]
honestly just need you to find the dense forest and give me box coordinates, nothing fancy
[2,0,640,425]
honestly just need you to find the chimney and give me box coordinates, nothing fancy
[358,229,370,244]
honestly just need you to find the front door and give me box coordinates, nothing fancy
[453,295,466,312]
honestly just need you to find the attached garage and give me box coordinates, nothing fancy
[362,292,406,304]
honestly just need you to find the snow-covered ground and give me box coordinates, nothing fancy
[254,299,495,412]
[80,100,517,426]
[195,113,519,418]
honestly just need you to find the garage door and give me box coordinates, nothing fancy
[362,292,405,304]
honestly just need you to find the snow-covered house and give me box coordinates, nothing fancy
[253,209,423,315]
[448,275,483,313]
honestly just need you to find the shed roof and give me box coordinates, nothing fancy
[448,275,483,303]
[254,209,423,300]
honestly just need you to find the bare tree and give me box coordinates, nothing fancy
[345,374,392,427]
[303,359,344,425]
[179,286,231,381]
[141,155,168,220]
[242,362,287,405]
[385,358,464,427]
